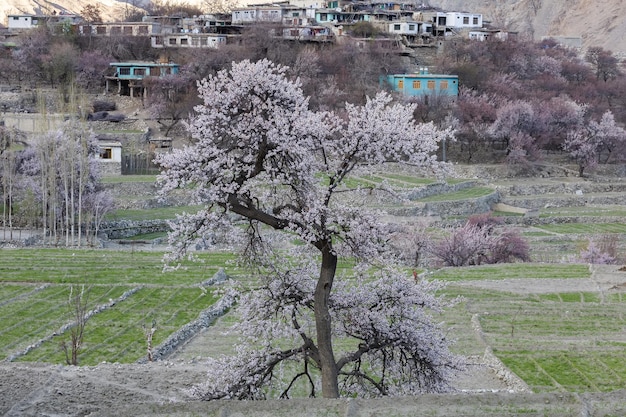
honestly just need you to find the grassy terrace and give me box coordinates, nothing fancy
[535,223,626,234]
[429,263,591,282]
[434,263,626,393]
[101,175,157,184]
[0,249,236,365]
[416,186,494,202]
[539,205,626,218]
[105,205,204,221]
[1,250,624,392]
[3,168,625,392]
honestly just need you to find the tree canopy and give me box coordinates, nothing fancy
[157,59,461,399]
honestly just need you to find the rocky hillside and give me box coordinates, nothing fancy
[2,0,626,54]
[436,0,626,55]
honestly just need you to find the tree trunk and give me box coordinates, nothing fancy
[315,246,339,398]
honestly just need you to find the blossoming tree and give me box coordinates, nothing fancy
[157,59,461,399]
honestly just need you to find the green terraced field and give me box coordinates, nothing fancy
[0,249,236,365]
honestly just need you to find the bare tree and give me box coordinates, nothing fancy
[60,285,91,366]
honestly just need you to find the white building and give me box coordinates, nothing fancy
[232,7,283,24]
[151,33,227,48]
[469,30,510,41]
[97,140,122,163]
[433,12,482,29]
[7,14,38,30]
[7,13,82,31]
[388,21,432,36]
[97,140,123,176]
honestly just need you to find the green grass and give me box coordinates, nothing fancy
[462,290,626,393]
[430,263,590,282]
[0,285,130,360]
[492,211,525,217]
[535,223,626,234]
[523,231,555,237]
[105,205,204,221]
[101,175,157,184]
[0,249,237,286]
[125,231,168,240]
[376,173,435,186]
[416,186,494,202]
[0,248,238,364]
[540,205,626,218]
[17,286,219,365]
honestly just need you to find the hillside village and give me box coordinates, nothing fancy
[2,1,509,48]
[0,1,498,175]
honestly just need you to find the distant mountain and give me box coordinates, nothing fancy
[1,0,150,25]
[2,0,626,54]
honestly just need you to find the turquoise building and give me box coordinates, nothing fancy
[105,61,180,97]
[385,69,459,98]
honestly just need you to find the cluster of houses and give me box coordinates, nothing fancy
[4,1,508,49]
[3,1,498,171]
[4,1,499,99]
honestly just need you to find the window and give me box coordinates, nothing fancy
[192,37,199,46]
[441,80,448,89]
[100,148,112,159]
[134,68,146,76]
[169,38,177,45]
[180,38,188,45]
[463,16,469,24]
[473,17,479,25]
[320,13,327,21]
[138,25,148,34]
[200,37,208,46]
[408,24,415,30]
[111,26,121,34]
[394,24,401,30]
[412,80,421,89]
[123,26,133,35]
[427,80,435,89]
[96,25,106,34]
[398,80,404,90]
[154,36,163,45]
[119,68,130,75]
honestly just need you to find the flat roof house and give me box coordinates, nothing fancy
[105,61,180,97]
[385,69,459,98]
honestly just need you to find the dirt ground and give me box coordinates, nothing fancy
[2,265,625,417]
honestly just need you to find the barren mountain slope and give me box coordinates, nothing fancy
[435,0,626,54]
[1,0,144,25]
[2,0,626,54]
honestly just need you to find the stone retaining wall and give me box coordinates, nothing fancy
[404,180,481,200]
[99,219,170,239]
[502,194,626,210]
[392,191,501,217]
[138,270,234,363]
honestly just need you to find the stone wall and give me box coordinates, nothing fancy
[97,161,122,176]
[99,219,170,239]
[393,182,501,217]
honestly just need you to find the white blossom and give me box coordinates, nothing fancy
[157,59,461,399]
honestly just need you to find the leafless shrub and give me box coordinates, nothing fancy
[60,285,90,366]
